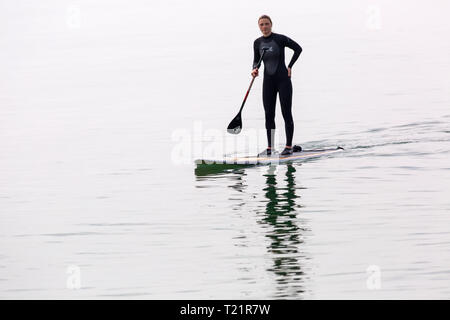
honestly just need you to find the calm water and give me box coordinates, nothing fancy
[1,0,450,299]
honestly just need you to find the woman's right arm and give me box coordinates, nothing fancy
[253,40,260,69]
[252,40,260,77]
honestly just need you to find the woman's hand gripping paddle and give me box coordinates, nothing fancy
[227,48,268,134]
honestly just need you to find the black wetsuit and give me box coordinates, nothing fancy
[253,32,302,147]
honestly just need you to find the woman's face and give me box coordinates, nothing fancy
[258,18,272,36]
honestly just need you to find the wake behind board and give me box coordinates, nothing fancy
[195,146,344,166]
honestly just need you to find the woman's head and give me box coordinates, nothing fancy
[258,15,272,36]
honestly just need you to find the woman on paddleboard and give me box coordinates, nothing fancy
[252,15,302,156]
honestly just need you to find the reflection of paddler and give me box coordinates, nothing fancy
[262,164,304,297]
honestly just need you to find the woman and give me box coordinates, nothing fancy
[252,15,302,156]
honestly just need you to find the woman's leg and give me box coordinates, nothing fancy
[263,77,277,148]
[278,77,294,147]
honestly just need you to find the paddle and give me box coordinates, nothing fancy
[227,47,268,134]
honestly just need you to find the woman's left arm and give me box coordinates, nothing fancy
[285,36,302,74]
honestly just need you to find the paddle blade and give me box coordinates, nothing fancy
[227,114,242,134]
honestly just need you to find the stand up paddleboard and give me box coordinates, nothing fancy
[195,146,344,166]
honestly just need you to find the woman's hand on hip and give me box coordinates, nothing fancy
[288,67,292,77]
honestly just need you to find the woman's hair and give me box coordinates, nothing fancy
[258,15,272,25]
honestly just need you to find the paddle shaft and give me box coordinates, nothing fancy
[237,49,267,114]
[238,76,256,114]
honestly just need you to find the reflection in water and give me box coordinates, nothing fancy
[260,164,306,298]
[227,168,247,194]
[195,163,308,298]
